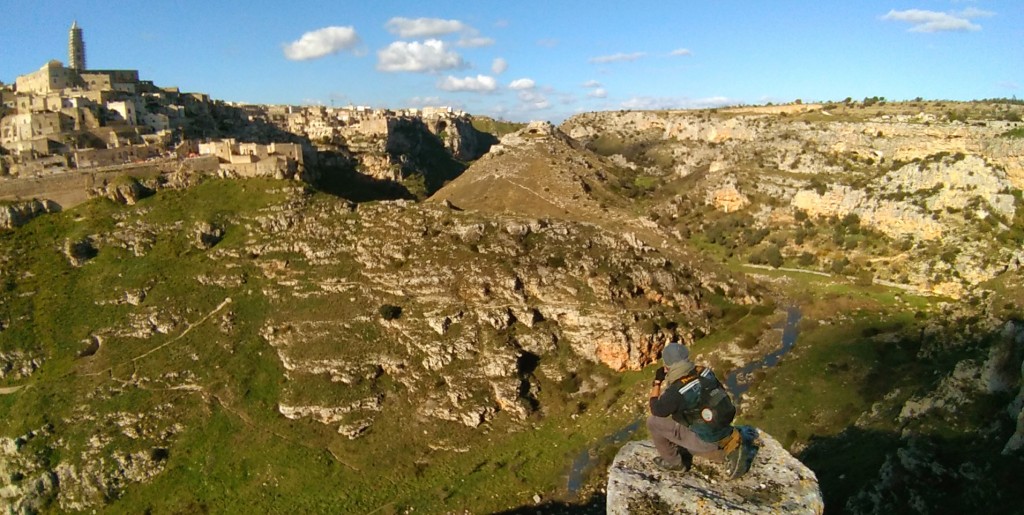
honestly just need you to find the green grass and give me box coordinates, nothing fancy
[470,116,524,138]
[1002,126,1024,138]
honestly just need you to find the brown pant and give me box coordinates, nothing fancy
[646,415,724,467]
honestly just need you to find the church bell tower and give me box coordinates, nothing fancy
[68,20,86,71]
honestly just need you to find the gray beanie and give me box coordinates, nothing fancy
[662,341,690,367]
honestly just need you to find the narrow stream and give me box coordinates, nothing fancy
[725,306,802,408]
[566,417,642,496]
[565,306,802,496]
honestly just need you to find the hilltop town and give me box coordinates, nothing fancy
[0,22,484,204]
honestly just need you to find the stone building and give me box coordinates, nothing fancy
[68,20,86,71]
[197,138,304,179]
[15,61,81,94]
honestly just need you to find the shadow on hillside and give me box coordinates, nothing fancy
[799,415,1021,514]
[310,164,416,203]
[492,494,605,515]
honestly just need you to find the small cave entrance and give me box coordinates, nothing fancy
[517,351,542,411]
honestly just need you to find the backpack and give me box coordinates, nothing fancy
[674,366,736,431]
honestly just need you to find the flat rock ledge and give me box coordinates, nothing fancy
[607,427,823,514]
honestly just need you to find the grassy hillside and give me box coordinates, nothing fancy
[0,178,707,512]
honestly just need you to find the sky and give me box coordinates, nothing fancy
[1,0,1021,122]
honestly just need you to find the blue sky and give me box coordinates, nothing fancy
[1,0,1021,122]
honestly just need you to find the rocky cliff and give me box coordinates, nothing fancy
[562,106,1024,298]
[0,199,60,229]
[329,115,492,193]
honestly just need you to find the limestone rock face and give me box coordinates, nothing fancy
[0,199,60,229]
[91,178,154,205]
[193,221,225,249]
[607,431,823,515]
[707,182,750,213]
[425,115,492,161]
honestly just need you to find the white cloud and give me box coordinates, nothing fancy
[881,9,988,32]
[509,78,535,90]
[588,88,608,99]
[386,17,466,38]
[516,89,551,110]
[589,52,647,64]
[492,57,508,75]
[582,80,602,89]
[959,7,995,19]
[385,17,494,47]
[458,36,495,48]
[670,48,692,56]
[283,26,361,61]
[377,39,465,73]
[438,74,497,93]
[620,95,731,110]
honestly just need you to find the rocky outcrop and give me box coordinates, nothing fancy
[792,155,1017,242]
[332,114,491,186]
[425,115,493,161]
[0,350,42,380]
[707,182,750,213]
[999,321,1024,455]
[193,221,225,249]
[247,197,723,433]
[0,429,58,515]
[607,429,823,514]
[0,199,60,229]
[90,177,154,205]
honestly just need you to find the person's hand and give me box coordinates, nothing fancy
[654,367,666,385]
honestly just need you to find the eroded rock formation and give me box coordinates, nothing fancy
[607,429,823,514]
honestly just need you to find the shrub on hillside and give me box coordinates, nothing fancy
[379,304,402,320]
[831,257,850,275]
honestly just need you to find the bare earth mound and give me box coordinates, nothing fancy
[428,121,624,222]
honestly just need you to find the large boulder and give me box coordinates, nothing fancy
[0,199,60,229]
[607,428,823,514]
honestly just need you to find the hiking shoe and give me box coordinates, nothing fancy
[725,442,752,479]
[654,457,688,472]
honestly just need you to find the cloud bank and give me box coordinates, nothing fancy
[589,52,647,64]
[377,39,465,72]
[283,26,360,61]
[386,17,466,38]
[492,57,508,75]
[438,75,497,92]
[508,78,535,90]
[620,95,731,110]
[881,8,993,32]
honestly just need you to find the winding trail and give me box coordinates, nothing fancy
[0,385,25,394]
[84,297,234,377]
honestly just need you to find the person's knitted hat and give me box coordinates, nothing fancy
[662,341,696,383]
[662,341,690,367]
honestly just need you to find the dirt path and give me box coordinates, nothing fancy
[0,385,25,394]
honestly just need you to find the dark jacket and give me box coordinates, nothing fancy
[650,366,736,443]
